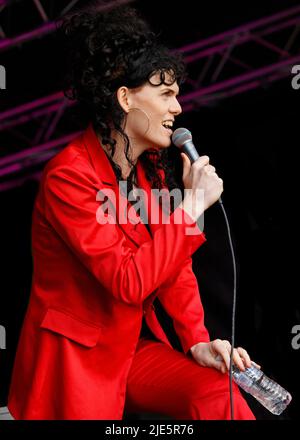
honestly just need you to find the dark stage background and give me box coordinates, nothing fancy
[0,0,299,421]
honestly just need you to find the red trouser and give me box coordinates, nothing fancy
[124,338,256,420]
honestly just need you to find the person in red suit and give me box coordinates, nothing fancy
[8,4,257,420]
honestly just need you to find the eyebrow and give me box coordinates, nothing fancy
[162,87,179,95]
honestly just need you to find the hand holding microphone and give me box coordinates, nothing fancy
[173,128,223,221]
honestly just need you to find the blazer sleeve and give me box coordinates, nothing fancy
[156,256,210,354]
[43,156,206,306]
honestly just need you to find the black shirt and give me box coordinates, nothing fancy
[130,192,156,340]
[106,155,155,340]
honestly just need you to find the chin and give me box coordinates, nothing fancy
[157,138,172,149]
[144,135,171,150]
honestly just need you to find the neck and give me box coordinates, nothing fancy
[98,130,145,180]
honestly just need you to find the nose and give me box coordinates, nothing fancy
[169,97,182,116]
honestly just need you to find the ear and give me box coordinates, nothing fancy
[116,86,131,113]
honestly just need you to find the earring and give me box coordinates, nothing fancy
[125,107,150,138]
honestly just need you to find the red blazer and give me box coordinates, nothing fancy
[8,124,209,420]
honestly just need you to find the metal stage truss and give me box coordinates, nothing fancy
[1,2,300,191]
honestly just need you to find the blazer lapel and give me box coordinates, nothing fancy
[82,124,164,248]
[135,159,170,237]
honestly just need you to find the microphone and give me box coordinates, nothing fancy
[172,128,199,163]
[172,127,223,204]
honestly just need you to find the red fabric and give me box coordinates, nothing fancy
[8,124,209,420]
[125,338,256,420]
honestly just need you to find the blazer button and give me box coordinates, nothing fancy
[143,309,147,315]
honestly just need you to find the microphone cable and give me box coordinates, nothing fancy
[218,197,237,420]
[172,128,238,420]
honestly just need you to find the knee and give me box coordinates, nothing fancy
[189,369,237,401]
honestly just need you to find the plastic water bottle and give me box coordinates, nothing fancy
[231,362,292,415]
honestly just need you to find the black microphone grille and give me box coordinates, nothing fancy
[172,128,192,149]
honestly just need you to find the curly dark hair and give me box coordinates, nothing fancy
[59,3,186,208]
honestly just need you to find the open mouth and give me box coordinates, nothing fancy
[162,121,174,134]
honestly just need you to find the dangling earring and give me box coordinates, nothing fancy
[125,107,150,138]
